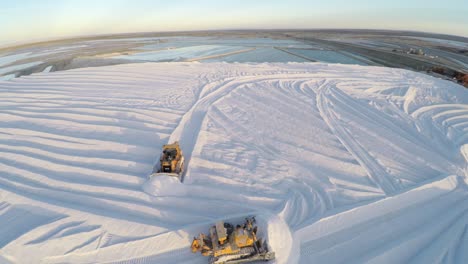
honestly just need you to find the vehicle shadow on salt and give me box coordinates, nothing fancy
[107,246,206,264]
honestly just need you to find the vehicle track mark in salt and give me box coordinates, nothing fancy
[297,176,468,264]
[413,104,468,146]
[0,204,65,248]
[170,73,321,183]
[316,81,398,195]
[25,220,85,245]
[64,233,102,254]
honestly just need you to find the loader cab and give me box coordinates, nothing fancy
[163,148,177,161]
[152,141,184,179]
[157,142,183,174]
[160,150,175,172]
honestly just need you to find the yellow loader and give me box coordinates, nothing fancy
[150,141,184,181]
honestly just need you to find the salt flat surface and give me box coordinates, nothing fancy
[406,36,468,49]
[286,49,368,65]
[0,62,467,264]
[203,47,309,63]
[137,37,311,49]
[116,45,249,62]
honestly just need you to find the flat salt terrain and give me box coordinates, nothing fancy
[0,62,467,264]
[115,45,250,62]
[285,49,368,65]
[203,47,309,63]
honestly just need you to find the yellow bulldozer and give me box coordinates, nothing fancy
[150,141,184,180]
[191,217,275,264]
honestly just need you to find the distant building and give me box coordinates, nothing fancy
[408,48,425,56]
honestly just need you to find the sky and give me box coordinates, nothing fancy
[1,0,467,46]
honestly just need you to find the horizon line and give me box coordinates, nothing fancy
[1,27,467,50]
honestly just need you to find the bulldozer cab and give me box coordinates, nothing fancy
[190,217,275,264]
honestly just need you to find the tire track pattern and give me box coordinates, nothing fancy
[316,81,398,195]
